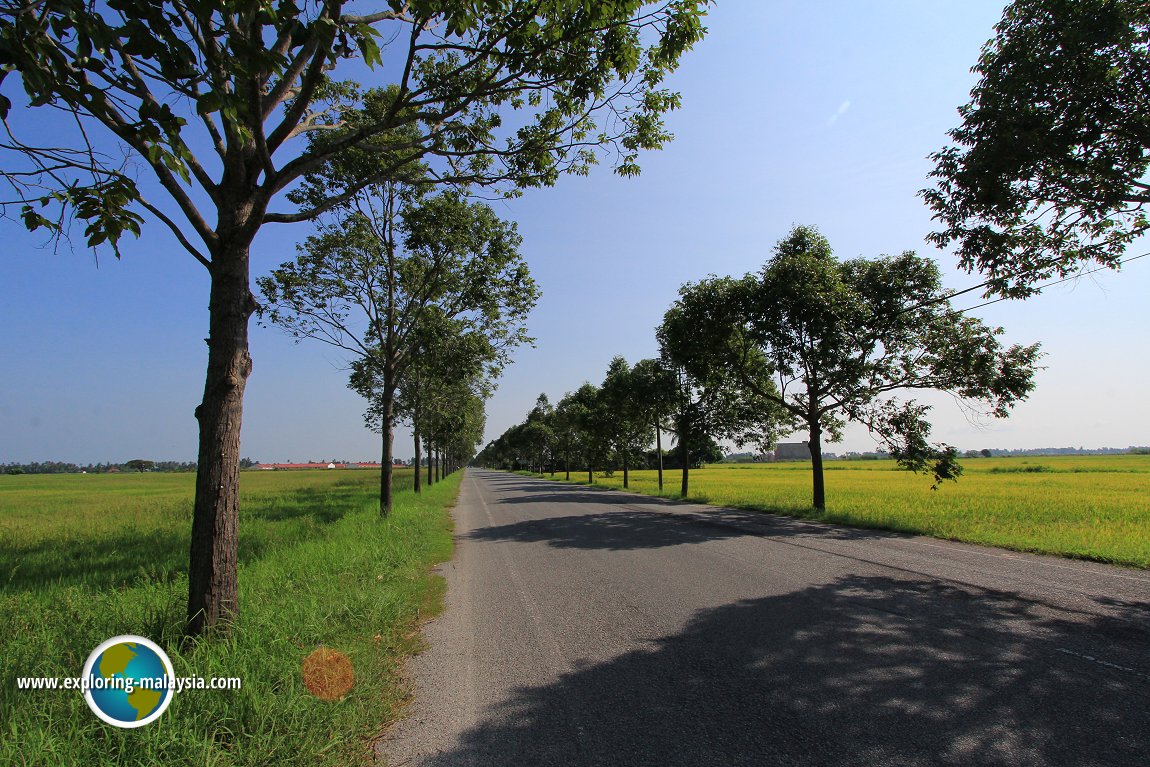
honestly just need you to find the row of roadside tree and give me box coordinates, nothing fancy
[258,177,539,516]
[476,225,1043,511]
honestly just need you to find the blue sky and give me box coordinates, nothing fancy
[2,1,1147,464]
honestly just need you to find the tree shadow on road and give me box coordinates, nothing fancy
[468,498,935,553]
[495,489,679,506]
[479,472,948,547]
[466,510,751,551]
[409,574,1150,767]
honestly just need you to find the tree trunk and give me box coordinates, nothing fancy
[413,428,422,494]
[587,459,592,484]
[808,420,825,510]
[622,445,629,489]
[187,241,255,637]
[565,452,570,481]
[656,422,664,493]
[427,446,433,487]
[435,449,441,482]
[679,421,690,498]
[376,389,396,516]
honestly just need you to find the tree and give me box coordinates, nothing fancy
[568,383,608,483]
[597,357,654,488]
[659,284,790,499]
[553,389,593,481]
[649,345,781,499]
[125,459,154,472]
[522,394,556,475]
[0,0,709,635]
[629,358,679,492]
[422,381,487,477]
[670,225,1042,510]
[259,185,535,515]
[922,0,1150,298]
[392,320,501,493]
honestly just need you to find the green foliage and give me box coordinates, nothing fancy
[389,319,498,477]
[0,0,710,634]
[259,183,537,505]
[258,185,536,367]
[0,0,712,254]
[658,294,792,455]
[597,357,655,478]
[923,0,1150,297]
[477,384,597,474]
[664,225,1042,506]
[552,384,602,473]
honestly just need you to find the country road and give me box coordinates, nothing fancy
[379,469,1150,767]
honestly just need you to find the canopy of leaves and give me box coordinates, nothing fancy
[922,0,1150,297]
[597,357,655,464]
[658,301,790,455]
[666,225,1042,486]
[257,186,537,378]
[0,0,711,258]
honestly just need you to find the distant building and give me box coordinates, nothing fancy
[773,442,811,461]
[256,462,344,470]
[255,462,389,470]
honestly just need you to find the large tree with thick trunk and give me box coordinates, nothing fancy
[0,0,710,635]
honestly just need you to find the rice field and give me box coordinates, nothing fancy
[539,455,1150,569]
[0,468,457,766]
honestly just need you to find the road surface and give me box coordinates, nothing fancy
[380,469,1150,766]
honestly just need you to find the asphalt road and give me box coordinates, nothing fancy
[379,469,1150,767]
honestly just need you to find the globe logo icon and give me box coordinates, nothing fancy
[82,635,174,728]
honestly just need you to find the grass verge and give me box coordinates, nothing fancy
[0,469,458,766]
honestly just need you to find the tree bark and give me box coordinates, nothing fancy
[378,390,395,516]
[427,446,433,487]
[680,436,690,498]
[413,428,422,494]
[622,446,629,489]
[656,422,664,493]
[808,419,825,510]
[187,239,255,637]
[678,415,690,498]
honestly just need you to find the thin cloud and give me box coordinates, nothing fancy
[826,100,851,126]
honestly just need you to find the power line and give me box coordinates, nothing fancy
[889,244,1148,321]
[952,251,1148,314]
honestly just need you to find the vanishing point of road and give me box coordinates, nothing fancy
[381,469,1149,767]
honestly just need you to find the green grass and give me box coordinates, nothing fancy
[530,455,1150,568]
[0,469,458,766]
